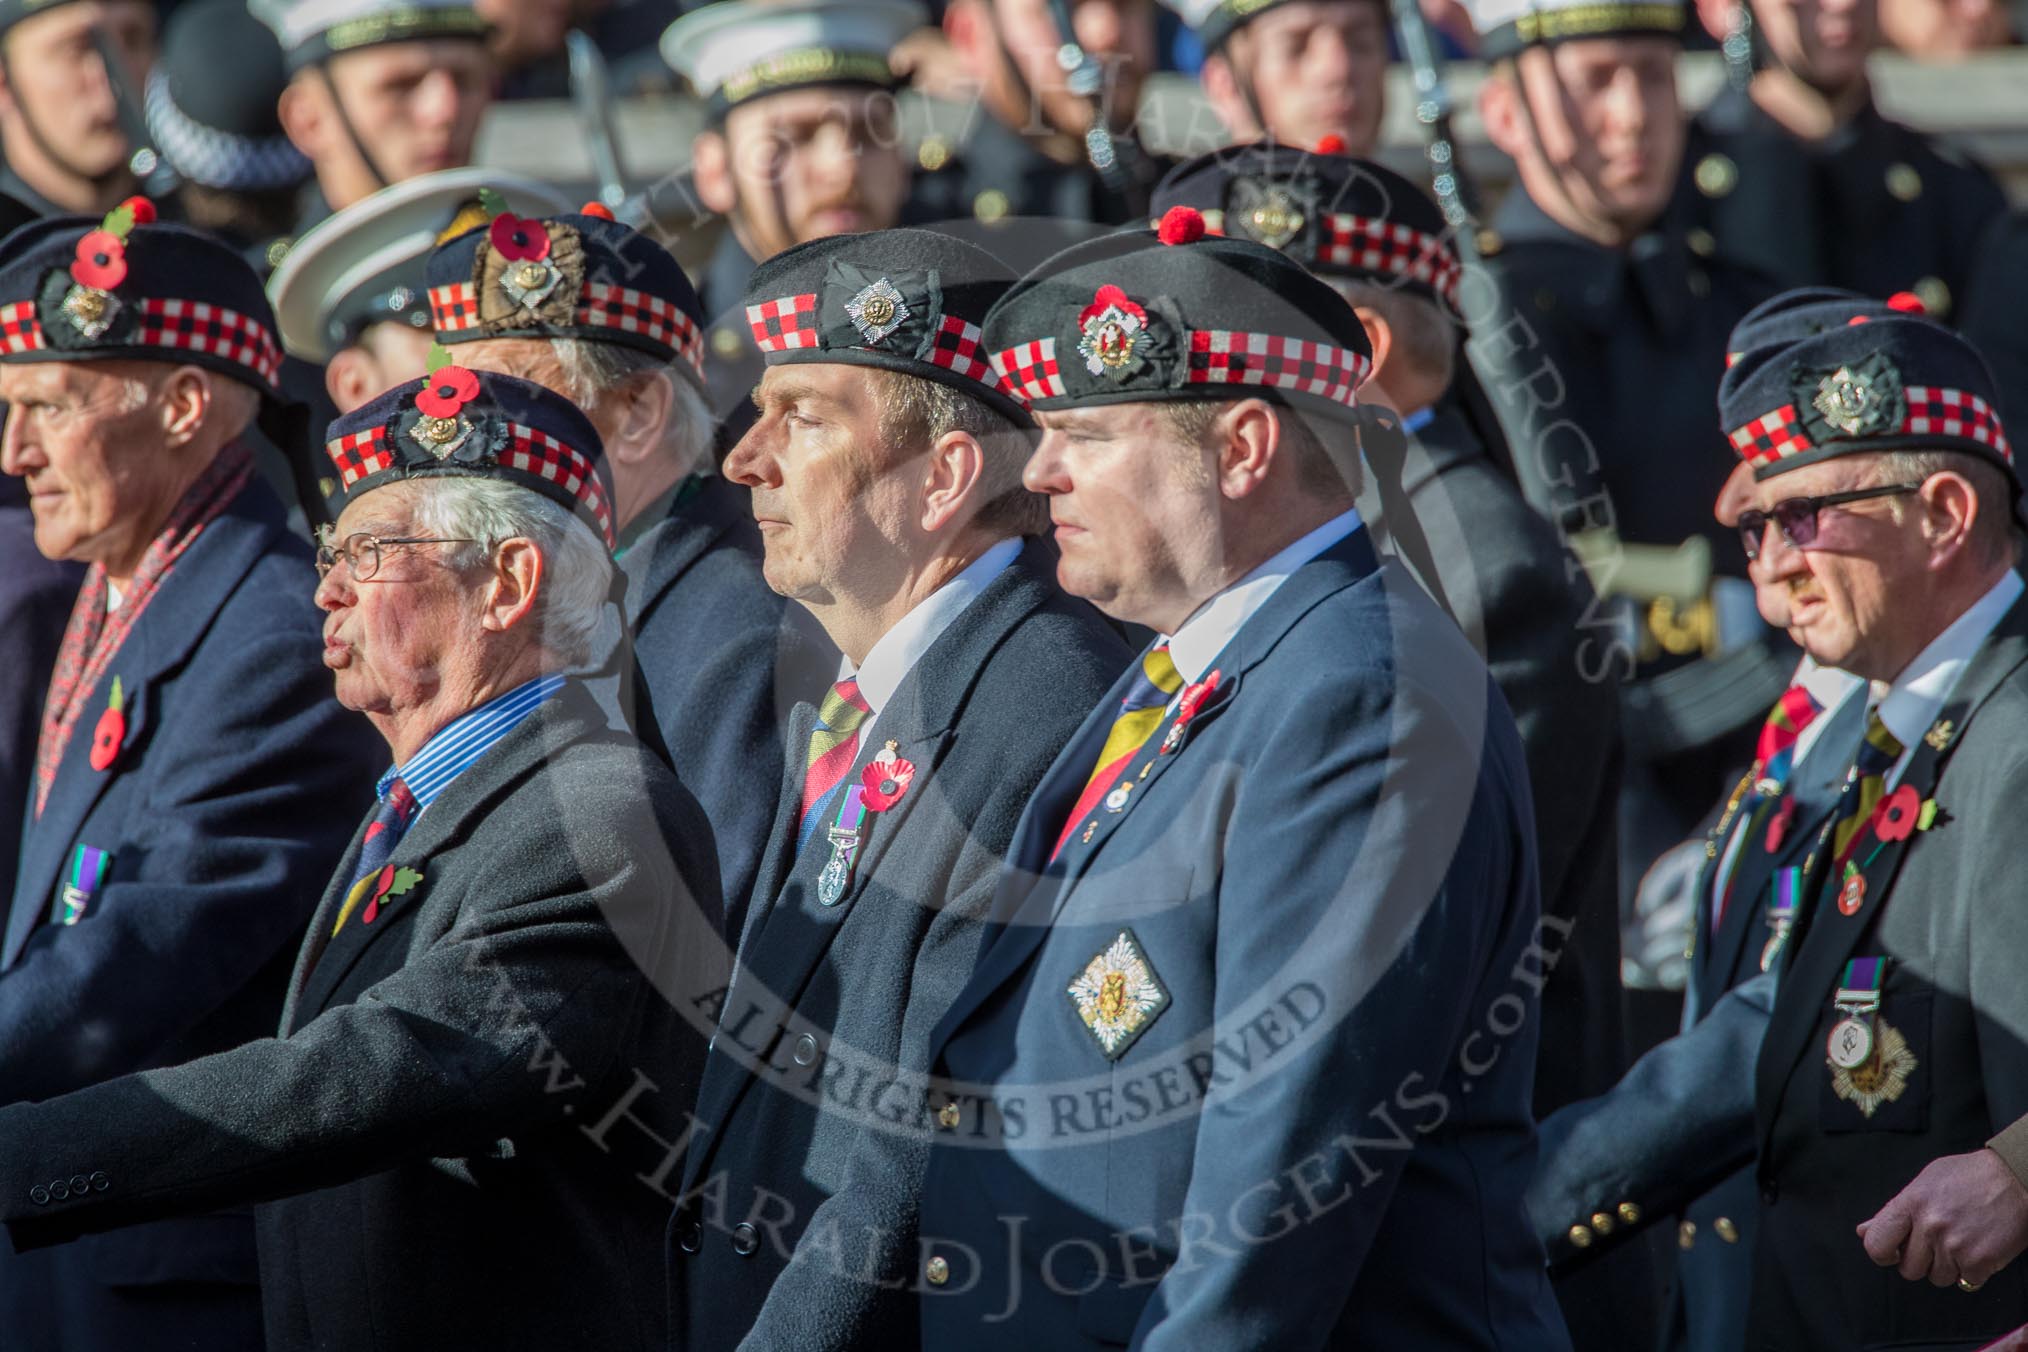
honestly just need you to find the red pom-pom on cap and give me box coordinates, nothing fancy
[119,196,156,225]
[1314,134,1348,155]
[1886,290,1926,314]
[580,201,616,221]
[1157,206,1206,246]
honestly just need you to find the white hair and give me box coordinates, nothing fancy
[408,476,614,666]
[551,338,715,473]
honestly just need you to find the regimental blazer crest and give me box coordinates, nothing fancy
[1067,928,1170,1059]
[1828,1017,1918,1118]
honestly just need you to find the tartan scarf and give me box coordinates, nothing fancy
[32,443,255,816]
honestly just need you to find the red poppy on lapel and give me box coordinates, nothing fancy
[88,676,126,772]
[1872,785,1922,843]
[1161,670,1223,754]
[861,753,916,811]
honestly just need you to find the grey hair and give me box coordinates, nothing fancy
[407,477,614,666]
[551,338,714,473]
[1871,448,2020,566]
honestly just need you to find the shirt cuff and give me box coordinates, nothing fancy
[1987,1117,2028,1187]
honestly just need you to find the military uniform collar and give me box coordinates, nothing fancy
[1492,182,1697,336]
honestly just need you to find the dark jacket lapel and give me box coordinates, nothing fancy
[621,476,746,630]
[1757,599,2028,1147]
[289,683,607,1023]
[935,528,1383,1052]
[7,479,284,968]
[686,541,1057,1162]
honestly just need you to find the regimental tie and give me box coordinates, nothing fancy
[1831,709,1906,869]
[1712,684,1827,934]
[798,678,872,853]
[333,777,417,938]
[1051,644,1184,861]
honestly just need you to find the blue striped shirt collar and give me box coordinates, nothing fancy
[375,673,569,808]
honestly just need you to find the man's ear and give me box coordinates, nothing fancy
[1478,62,1526,162]
[325,346,381,415]
[1351,304,1394,385]
[920,427,986,533]
[1216,398,1280,500]
[1919,471,1981,567]
[1198,54,1257,141]
[276,76,329,161]
[692,130,737,216]
[482,537,544,634]
[159,366,211,447]
[603,370,679,468]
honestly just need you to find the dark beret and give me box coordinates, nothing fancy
[322,363,617,547]
[980,209,1375,426]
[742,226,1026,422]
[1719,314,2013,485]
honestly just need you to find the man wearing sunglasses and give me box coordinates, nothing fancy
[1539,310,2028,1347]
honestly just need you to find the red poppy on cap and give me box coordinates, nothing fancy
[489,213,552,263]
[415,365,481,418]
[70,231,127,291]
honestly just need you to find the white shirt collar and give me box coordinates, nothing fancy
[1873,569,2023,755]
[843,537,1023,716]
[1164,509,1363,684]
[1791,654,1867,766]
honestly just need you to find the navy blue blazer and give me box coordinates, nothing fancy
[622,474,835,931]
[0,478,82,908]
[666,540,1131,1351]
[0,470,380,1344]
[917,530,1571,1350]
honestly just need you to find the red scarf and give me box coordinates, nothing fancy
[33,443,255,816]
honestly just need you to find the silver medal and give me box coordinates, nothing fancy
[1827,1015,1875,1070]
[1104,784,1132,812]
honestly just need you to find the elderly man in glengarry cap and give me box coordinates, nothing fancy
[0,363,726,1352]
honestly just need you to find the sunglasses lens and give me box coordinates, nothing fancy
[1739,511,1766,560]
[1774,501,1818,549]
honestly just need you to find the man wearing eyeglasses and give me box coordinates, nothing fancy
[0,368,725,1352]
[0,213,379,1346]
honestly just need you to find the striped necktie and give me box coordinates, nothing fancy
[1756,684,1826,791]
[1712,684,1828,933]
[332,777,418,937]
[1051,644,1184,861]
[1831,709,1906,866]
[798,678,872,851]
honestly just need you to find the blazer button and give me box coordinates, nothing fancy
[68,1175,88,1196]
[731,1223,759,1256]
[1678,1222,1697,1250]
[791,1034,819,1067]
[676,1220,702,1254]
[1617,1202,1641,1225]
[1566,1224,1593,1249]
[49,1180,68,1201]
[926,1255,950,1286]
[1760,1179,1780,1206]
[89,1172,108,1191]
[936,1102,961,1130]
[1715,1216,1740,1243]
[28,1186,47,1206]
[1589,1211,1616,1236]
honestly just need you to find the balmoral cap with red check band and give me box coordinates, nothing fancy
[322,367,618,548]
[1718,314,2016,486]
[1151,143,1463,316]
[980,212,1375,425]
[0,214,284,397]
[741,227,1029,423]
[1723,286,1931,369]
[428,208,708,384]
